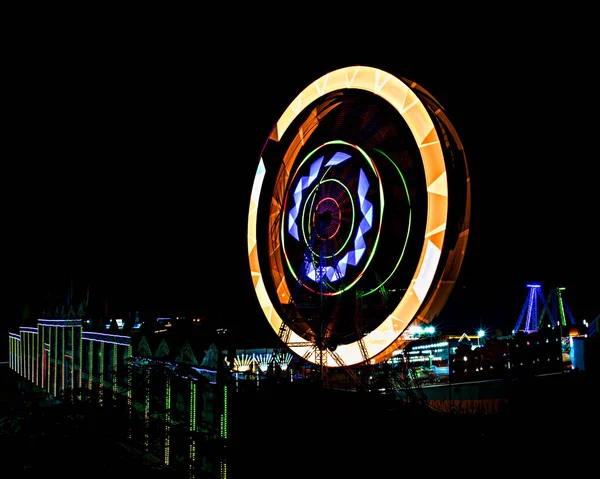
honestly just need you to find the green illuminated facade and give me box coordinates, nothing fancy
[8,319,228,477]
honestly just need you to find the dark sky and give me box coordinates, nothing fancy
[5,23,599,342]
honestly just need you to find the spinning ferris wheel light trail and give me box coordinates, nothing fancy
[247,65,471,375]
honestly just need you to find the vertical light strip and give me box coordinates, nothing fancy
[221,385,228,439]
[37,330,40,386]
[32,332,35,382]
[112,344,118,396]
[24,333,28,380]
[26,332,30,380]
[127,345,132,441]
[190,381,197,431]
[164,374,171,466]
[61,328,65,395]
[32,333,35,381]
[30,333,33,381]
[88,340,93,391]
[47,341,51,395]
[35,330,39,386]
[78,327,83,396]
[71,327,75,395]
[24,333,27,379]
[54,327,58,397]
[99,341,104,405]
[29,333,32,380]
[32,333,34,381]
[189,380,197,476]
[220,385,228,478]
[41,327,45,389]
[144,368,150,451]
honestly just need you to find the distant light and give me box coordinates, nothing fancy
[408,325,436,335]
[526,283,542,288]
[477,329,485,337]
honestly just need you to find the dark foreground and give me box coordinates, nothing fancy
[228,372,598,476]
[0,364,181,477]
[2,363,597,478]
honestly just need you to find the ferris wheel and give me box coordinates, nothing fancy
[247,65,470,371]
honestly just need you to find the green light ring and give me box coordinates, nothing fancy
[280,140,383,296]
[360,147,412,298]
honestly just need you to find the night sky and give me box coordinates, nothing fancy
[6,23,598,347]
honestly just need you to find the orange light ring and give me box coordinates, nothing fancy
[248,66,466,367]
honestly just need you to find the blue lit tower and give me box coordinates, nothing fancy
[513,283,556,334]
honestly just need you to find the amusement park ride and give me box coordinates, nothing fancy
[247,65,471,389]
[513,283,577,335]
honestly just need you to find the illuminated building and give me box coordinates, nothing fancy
[7,318,229,477]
